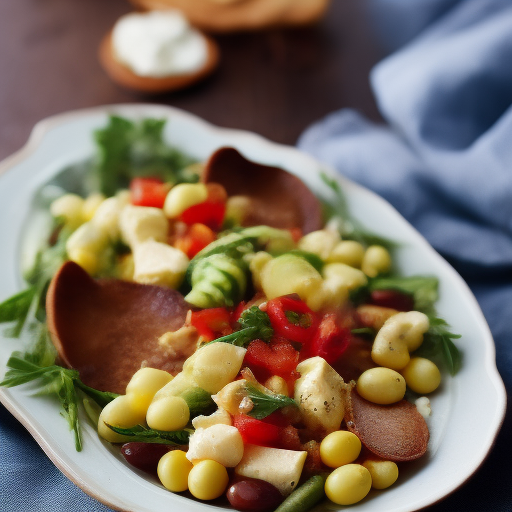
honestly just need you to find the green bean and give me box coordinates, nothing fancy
[274,475,326,512]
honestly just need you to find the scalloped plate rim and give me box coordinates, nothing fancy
[0,104,507,512]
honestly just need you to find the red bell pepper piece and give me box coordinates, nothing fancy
[233,413,288,447]
[179,201,226,231]
[266,296,319,345]
[244,338,299,383]
[174,223,216,258]
[370,289,414,311]
[190,307,232,341]
[130,177,168,209]
[301,313,350,364]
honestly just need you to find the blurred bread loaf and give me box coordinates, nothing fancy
[128,0,331,32]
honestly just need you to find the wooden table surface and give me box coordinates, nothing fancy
[0,0,384,162]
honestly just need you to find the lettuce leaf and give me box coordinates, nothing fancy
[94,116,198,196]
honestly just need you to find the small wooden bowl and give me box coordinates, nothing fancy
[99,28,220,94]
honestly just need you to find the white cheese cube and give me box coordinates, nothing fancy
[119,205,168,248]
[187,424,244,467]
[133,240,189,289]
[294,356,345,434]
[235,445,307,496]
[192,407,232,429]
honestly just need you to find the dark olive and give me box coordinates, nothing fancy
[121,442,172,475]
[226,478,284,512]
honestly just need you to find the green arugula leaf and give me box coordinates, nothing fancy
[320,172,397,250]
[74,380,119,408]
[1,224,71,339]
[0,346,119,451]
[368,275,439,315]
[351,327,375,337]
[245,383,297,420]
[350,274,462,374]
[416,316,462,376]
[94,116,198,197]
[0,287,37,338]
[105,424,192,445]
[0,288,36,323]
[210,306,273,348]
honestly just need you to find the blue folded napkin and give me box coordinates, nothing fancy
[2,0,511,510]
[299,0,512,510]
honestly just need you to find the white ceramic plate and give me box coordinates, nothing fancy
[0,104,506,512]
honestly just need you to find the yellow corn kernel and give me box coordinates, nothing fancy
[320,431,361,468]
[97,395,147,443]
[325,464,372,505]
[327,240,365,268]
[402,357,441,394]
[362,459,399,489]
[356,367,406,404]
[371,311,430,370]
[146,395,190,431]
[82,193,105,221]
[164,183,208,218]
[188,460,229,501]
[158,450,193,492]
[361,245,392,277]
[126,368,173,416]
[298,230,340,261]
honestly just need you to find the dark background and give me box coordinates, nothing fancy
[0,0,383,162]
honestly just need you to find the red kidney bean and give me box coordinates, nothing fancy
[370,290,414,311]
[227,479,284,512]
[121,443,172,475]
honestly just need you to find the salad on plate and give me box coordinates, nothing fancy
[0,115,462,512]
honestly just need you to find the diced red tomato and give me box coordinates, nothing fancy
[267,296,319,345]
[370,289,415,311]
[244,338,300,384]
[288,228,303,244]
[174,223,216,258]
[233,413,288,447]
[300,313,351,364]
[130,177,169,209]
[231,301,247,325]
[179,201,226,231]
[190,308,232,341]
